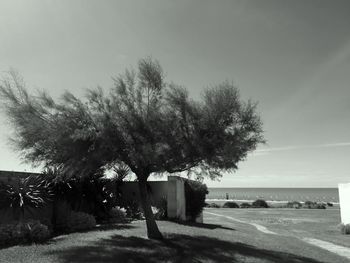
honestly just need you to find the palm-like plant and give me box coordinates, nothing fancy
[0,175,54,221]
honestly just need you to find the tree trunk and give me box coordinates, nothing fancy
[138,179,163,239]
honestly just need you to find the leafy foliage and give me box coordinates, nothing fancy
[252,199,269,208]
[0,61,264,181]
[0,175,53,220]
[0,58,265,238]
[102,206,128,223]
[240,202,252,208]
[154,197,167,220]
[205,202,221,208]
[60,211,96,233]
[120,200,144,220]
[286,201,302,209]
[0,220,50,246]
[223,201,239,208]
[43,167,118,221]
[185,180,208,221]
[303,201,326,209]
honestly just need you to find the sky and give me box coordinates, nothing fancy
[0,0,350,187]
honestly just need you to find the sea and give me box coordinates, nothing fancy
[207,188,339,203]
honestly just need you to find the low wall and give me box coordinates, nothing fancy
[339,183,350,225]
[0,169,205,224]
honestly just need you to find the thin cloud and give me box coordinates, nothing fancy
[255,142,350,154]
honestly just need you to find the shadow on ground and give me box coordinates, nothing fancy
[94,223,136,231]
[47,233,324,263]
[169,220,236,231]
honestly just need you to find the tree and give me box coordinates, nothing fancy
[0,58,265,239]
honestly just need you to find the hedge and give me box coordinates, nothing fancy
[184,180,208,221]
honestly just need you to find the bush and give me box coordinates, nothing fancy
[240,202,252,208]
[27,220,51,242]
[286,201,302,209]
[102,206,128,223]
[327,202,333,207]
[44,169,118,222]
[184,180,208,221]
[340,224,350,235]
[59,211,96,233]
[223,201,239,208]
[0,175,53,221]
[252,199,269,208]
[0,220,50,246]
[206,203,221,208]
[303,201,326,209]
[154,197,167,220]
[123,200,144,220]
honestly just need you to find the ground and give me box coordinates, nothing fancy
[0,208,349,263]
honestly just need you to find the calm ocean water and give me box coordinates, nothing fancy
[207,188,339,203]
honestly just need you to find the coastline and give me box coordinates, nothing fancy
[206,198,340,207]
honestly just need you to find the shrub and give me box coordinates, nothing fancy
[26,220,51,242]
[252,199,269,208]
[0,220,50,246]
[43,168,119,221]
[102,206,128,223]
[340,224,350,235]
[240,202,252,208]
[61,211,96,233]
[223,201,239,208]
[327,202,333,207]
[206,203,221,208]
[154,197,167,220]
[303,201,326,209]
[0,175,53,221]
[316,203,326,209]
[184,180,208,221]
[286,201,302,209]
[303,201,315,208]
[123,200,144,220]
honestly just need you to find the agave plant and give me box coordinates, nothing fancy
[0,175,54,221]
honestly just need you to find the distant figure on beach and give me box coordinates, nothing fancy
[226,193,229,200]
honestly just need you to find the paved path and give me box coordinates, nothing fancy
[206,211,278,235]
[205,211,350,261]
[303,238,350,260]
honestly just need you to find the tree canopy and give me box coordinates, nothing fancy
[0,58,264,180]
[0,57,265,238]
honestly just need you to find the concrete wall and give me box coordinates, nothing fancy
[339,183,350,225]
[167,176,186,220]
[118,181,168,208]
[118,177,190,221]
[0,170,40,183]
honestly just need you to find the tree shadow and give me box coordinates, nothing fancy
[170,220,236,231]
[94,223,136,231]
[47,233,325,263]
